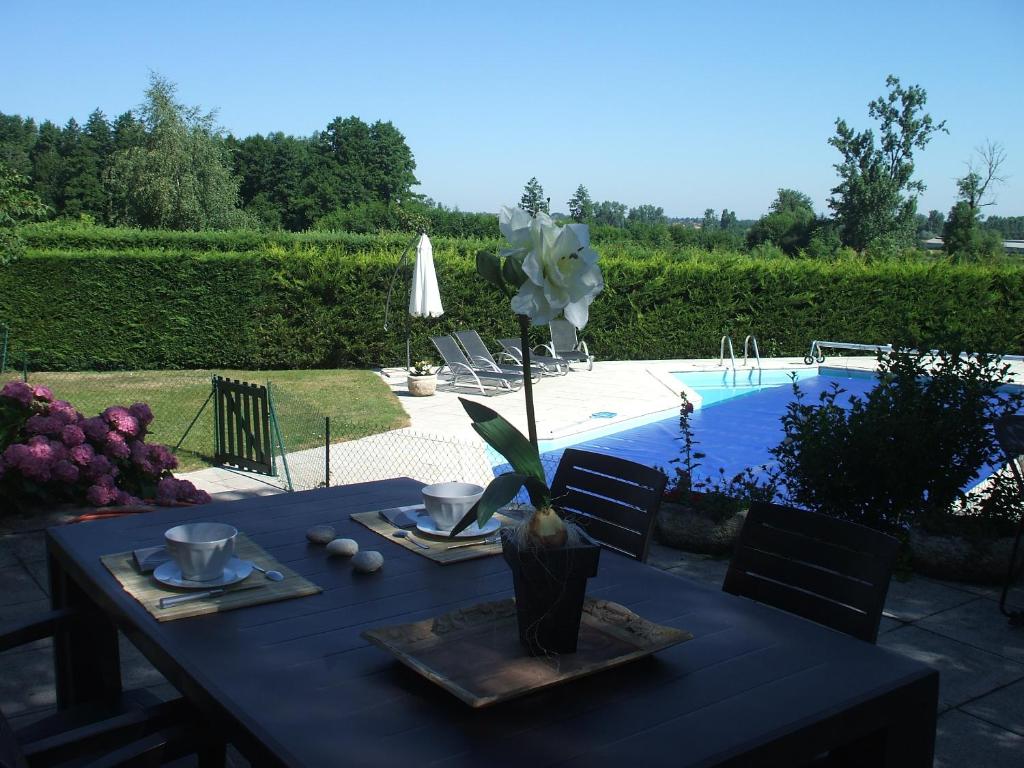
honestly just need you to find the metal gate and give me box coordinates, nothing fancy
[213,376,274,475]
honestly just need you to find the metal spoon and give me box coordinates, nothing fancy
[392,530,430,550]
[250,562,285,582]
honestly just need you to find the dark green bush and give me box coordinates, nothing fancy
[770,349,1024,534]
[2,246,1024,372]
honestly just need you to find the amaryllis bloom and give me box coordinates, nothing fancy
[52,460,80,485]
[31,385,54,402]
[128,403,154,428]
[61,424,86,447]
[1,380,33,408]
[69,442,95,466]
[103,406,139,437]
[499,207,604,328]
[25,415,63,436]
[80,416,109,444]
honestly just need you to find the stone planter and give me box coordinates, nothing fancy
[407,374,437,397]
[909,526,1023,585]
[655,500,747,556]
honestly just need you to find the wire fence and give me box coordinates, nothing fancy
[2,357,522,494]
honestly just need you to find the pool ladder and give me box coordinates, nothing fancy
[719,335,762,369]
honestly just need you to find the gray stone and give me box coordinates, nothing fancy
[917,598,1024,663]
[306,525,337,545]
[877,616,904,635]
[119,635,166,689]
[935,710,1024,768]
[326,538,358,557]
[0,564,48,607]
[0,646,57,716]
[910,527,1019,584]
[24,558,50,595]
[962,677,1024,737]
[654,504,744,556]
[10,531,46,564]
[0,535,20,568]
[663,557,729,589]
[353,550,384,573]
[882,575,977,622]
[880,625,1024,711]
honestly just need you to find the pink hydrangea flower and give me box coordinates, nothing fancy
[31,385,54,402]
[26,414,63,436]
[115,490,143,506]
[86,482,117,507]
[84,453,113,480]
[69,443,95,466]
[52,460,80,484]
[2,443,31,468]
[80,416,109,444]
[103,406,139,437]
[61,425,86,447]
[148,444,178,472]
[128,403,154,428]
[20,455,52,482]
[104,432,131,460]
[1,381,33,408]
[49,400,80,424]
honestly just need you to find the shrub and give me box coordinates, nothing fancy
[0,380,210,513]
[769,348,1023,534]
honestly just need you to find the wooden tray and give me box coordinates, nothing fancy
[363,598,692,707]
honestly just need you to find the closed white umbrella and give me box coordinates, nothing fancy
[409,234,444,317]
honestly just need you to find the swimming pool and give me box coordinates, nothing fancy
[672,367,820,407]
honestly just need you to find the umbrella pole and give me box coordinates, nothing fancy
[383,233,421,374]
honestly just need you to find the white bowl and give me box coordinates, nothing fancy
[164,522,238,582]
[421,482,485,532]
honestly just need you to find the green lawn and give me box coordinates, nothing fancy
[22,368,409,471]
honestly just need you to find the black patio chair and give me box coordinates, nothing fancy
[994,414,1024,626]
[0,608,224,768]
[549,448,668,562]
[723,501,900,643]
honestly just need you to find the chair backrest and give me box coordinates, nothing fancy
[549,448,667,561]
[723,501,900,643]
[996,415,1024,484]
[0,711,27,768]
[453,330,499,368]
[548,319,579,355]
[430,335,472,368]
[497,338,523,363]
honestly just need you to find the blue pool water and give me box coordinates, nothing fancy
[672,367,819,407]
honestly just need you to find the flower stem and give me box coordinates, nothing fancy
[518,314,538,447]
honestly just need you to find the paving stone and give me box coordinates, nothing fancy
[877,616,904,635]
[24,557,50,595]
[0,645,57,716]
[917,597,1024,663]
[663,558,729,589]
[9,531,47,564]
[935,709,1024,768]
[120,635,166,689]
[962,677,1024,737]
[880,625,1024,711]
[883,575,978,622]
[0,564,48,607]
[0,535,20,568]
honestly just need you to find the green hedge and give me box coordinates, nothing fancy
[2,247,1023,371]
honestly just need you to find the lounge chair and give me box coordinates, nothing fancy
[430,335,524,395]
[497,338,569,376]
[452,330,540,379]
[543,318,594,371]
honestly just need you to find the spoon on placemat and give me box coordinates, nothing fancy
[250,562,285,582]
[393,530,431,550]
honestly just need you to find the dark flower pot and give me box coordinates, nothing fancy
[501,527,601,655]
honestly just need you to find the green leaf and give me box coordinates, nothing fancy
[475,250,505,291]
[501,255,528,288]
[449,472,525,537]
[459,397,545,482]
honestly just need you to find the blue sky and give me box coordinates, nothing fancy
[3,0,1022,219]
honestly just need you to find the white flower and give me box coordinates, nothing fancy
[499,206,604,328]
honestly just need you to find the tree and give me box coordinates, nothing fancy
[519,177,548,216]
[628,204,666,224]
[828,75,946,252]
[105,73,248,230]
[567,184,593,222]
[701,208,717,230]
[746,188,817,255]
[592,200,627,227]
[0,162,49,265]
[943,142,1007,262]
[719,209,737,230]
[925,210,945,236]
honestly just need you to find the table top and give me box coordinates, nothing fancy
[47,480,937,768]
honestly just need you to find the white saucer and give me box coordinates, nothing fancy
[153,557,254,589]
[415,514,501,539]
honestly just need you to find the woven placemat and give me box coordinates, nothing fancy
[101,533,322,622]
[351,506,522,565]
